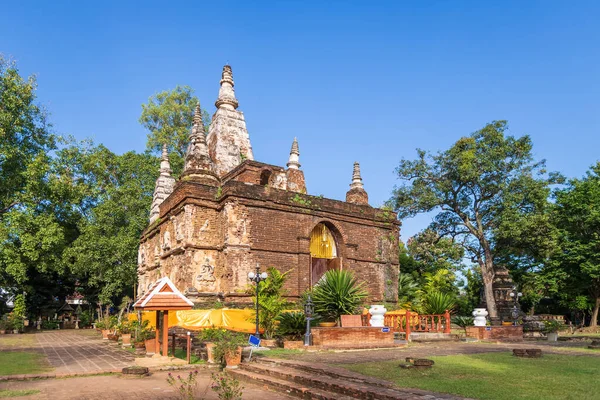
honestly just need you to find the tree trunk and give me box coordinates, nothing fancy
[481,257,498,318]
[591,296,600,328]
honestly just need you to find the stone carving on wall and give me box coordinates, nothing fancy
[196,258,217,291]
[162,230,171,251]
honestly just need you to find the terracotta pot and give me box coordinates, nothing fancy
[121,333,132,346]
[144,339,156,354]
[108,333,119,342]
[101,329,110,339]
[0,330,5,335]
[224,346,242,367]
[205,342,216,363]
[318,322,337,327]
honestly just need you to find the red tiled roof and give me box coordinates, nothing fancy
[133,277,193,311]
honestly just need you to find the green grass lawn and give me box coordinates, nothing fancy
[341,353,600,400]
[0,334,36,349]
[0,352,52,376]
[0,389,40,398]
[173,348,205,364]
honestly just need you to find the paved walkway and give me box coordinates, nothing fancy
[0,370,294,400]
[35,330,135,374]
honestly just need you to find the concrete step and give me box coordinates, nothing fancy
[238,361,450,400]
[228,369,357,400]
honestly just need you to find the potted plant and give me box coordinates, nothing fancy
[544,320,564,341]
[0,319,8,334]
[117,320,133,347]
[201,328,226,363]
[213,330,246,368]
[311,270,368,327]
[136,322,156,355]
[7,313,23,334]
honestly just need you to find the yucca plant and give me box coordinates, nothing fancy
[421,291,456,315]
[311,269,368,324]
[451,315,474,335]
[275,311,320,340]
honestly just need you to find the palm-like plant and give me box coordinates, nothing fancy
[421,291,456,314]
[311,269,368,323]
[398,273,421,309]
[451,315,474,335]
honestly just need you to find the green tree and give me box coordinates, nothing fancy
[407,229,465,275]
[0,58,82,313]
[248,267,291,339]
[0,56,55,218]
[64,145,158,305]
[140,86,210,176]
[552,162,600,326]
[390,121,559,318]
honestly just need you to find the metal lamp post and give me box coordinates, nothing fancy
[248,264,268,339]
[509,287,523,326]
[304,295,314,346]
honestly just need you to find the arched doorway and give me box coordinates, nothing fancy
[309,223,341,285]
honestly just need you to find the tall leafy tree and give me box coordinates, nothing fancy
[140,86,210,176]
[390,121,559,318]
[64,146,158,306]
[552,162,600,326]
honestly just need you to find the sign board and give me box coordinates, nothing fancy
[248,335,261,347]
[381,327,390,333]
[485,327,492,331]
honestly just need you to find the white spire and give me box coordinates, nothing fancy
[286,137,300,170]
[215,65,239,110]
[149,145,175,223]
[350,162,364,189]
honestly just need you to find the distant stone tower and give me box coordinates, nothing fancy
[207,65,254,176]
[346,162,369,205]
[149,144,175,222]
[182,104,219,185]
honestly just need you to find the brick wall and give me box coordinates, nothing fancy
[312,327,395,347]
[465,326,523,340]
[138,161,400,303]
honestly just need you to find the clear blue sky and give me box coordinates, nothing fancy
[2,1,599,240]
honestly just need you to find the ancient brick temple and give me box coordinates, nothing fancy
[137,65,400,305]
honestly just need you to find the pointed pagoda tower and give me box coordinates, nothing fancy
[345,162,369,205]
[207,65,254,177]
[149,144,176,222]
[285,137,306,193]
[181,103,219,185]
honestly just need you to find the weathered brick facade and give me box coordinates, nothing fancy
[137,66,400,305]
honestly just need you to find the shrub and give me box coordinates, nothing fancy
[116,319,132,334]
[212,330,247,366]
[451,316,474,334]
[166,370,200,400]
[544,320,565,333]
[248,267,291,339]
[79,310,93,328]
[276,311,316,340]
[311,269,368,323]
[420,292,455,315]
[211,371,244,400]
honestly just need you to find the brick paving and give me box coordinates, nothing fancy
[35,331,135,374]
[0,370,294,400]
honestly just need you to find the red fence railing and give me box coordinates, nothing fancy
[383,310,451,341]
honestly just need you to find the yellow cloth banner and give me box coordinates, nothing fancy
[128,309,260,333]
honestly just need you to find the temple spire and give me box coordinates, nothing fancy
[346,161,368,205]
[215,65,239,110]
[149,145,175,222]
[182,102,217,181]
[159,144,171,174]
[350,162,364,189]
[286,137,301,170]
